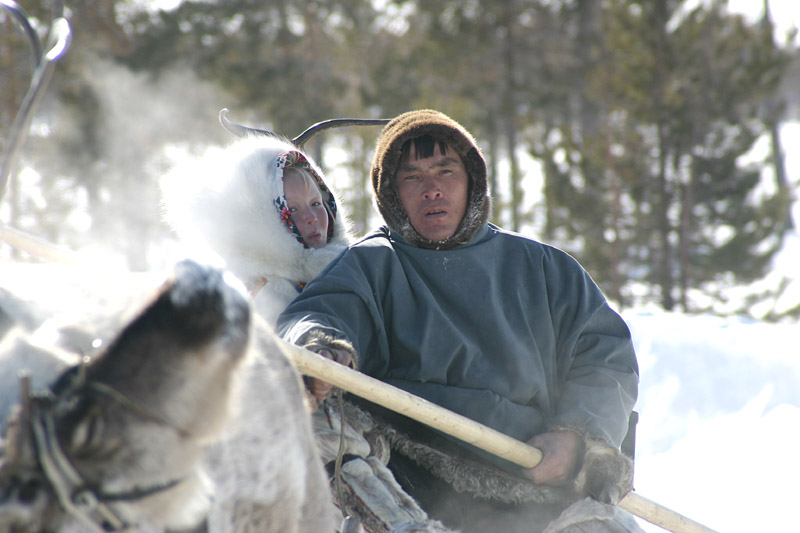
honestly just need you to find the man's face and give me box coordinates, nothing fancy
[395,142,468,242]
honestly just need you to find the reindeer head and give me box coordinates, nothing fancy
[0,260,251,532]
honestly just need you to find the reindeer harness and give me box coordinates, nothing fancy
[16,369,190,532]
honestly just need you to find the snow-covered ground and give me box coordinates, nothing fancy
[624,308,800,532]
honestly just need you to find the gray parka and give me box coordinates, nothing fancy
[278,225,638,454]
[277,110,638,475]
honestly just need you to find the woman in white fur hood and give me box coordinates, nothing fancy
[161,134,352,323]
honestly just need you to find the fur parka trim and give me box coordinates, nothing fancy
[574,437,634,505]
[371,110,491,250]
[371,413,633,507]
[298,328,359,371]
[161,135,351,304]
[298,329,360,410]
[377,422,569,505]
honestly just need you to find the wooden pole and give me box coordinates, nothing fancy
[283,339,542,467]
[619,493,718,533]
[283,341,719,533]
[0,224,82,265]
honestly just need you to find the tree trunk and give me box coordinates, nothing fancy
[679,161,694,313]
[497,0,522,231]
[768,118,794,231]
[487,117,500,225]
[656,127,675,311]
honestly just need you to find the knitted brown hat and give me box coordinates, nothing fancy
[371,109,491,249]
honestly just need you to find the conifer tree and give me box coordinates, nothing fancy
[531,0,793,312]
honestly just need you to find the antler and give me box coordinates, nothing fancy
[291,118,391,149]
[218,108,286,142]
[0,2,71,206]
[219,108,390,150]
[1,0,43,68]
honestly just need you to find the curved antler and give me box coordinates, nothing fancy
[0,6,71,206]
[219,108,390,150]
[219,108,286,142]
[291,118,390,149]
[1,0,43,69]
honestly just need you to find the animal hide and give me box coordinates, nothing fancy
[203,322,339,533]
[371,412,634,507]
[543,498,645,533]
[313,399,452,533]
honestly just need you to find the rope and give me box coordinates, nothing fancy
[332,389,362,532]
[20,370,192,532]
[31,401,126,532]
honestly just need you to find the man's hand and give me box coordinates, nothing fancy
[521,430,584,486]
[306,348,354,402]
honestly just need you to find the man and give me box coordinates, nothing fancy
[278,109,641,532]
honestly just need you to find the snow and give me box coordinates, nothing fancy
[623,308,800,532]
[617,117,800,530]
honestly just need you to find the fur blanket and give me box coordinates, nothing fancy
[372,409,635,507]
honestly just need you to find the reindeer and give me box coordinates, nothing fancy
[0,259,252,532]
[0,7,337,530]
[0,258,341,533]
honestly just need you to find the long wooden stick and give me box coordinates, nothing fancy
[284,338,543,467]
[283,341,719,533]
[1,224,82,265]
[618,492,718,533]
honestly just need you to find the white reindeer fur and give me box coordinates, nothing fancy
[161,135,352,323]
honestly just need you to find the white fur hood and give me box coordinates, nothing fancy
[161,135,352,295]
